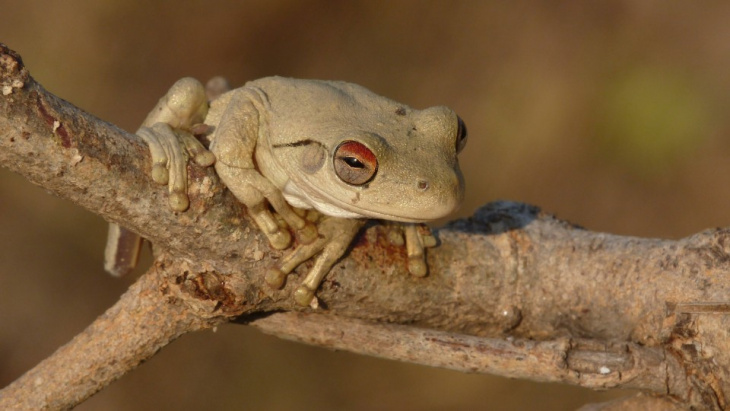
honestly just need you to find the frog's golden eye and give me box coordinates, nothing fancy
[456,116,468,154]
[334,141,378,185]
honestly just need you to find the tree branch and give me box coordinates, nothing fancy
[249,312,683,394]
[0,261,223,410]
[1,43,728,409]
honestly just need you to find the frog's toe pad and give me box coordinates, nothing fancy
[267,229,292,250]
[387,227,405,246]
[408,256,428,277]
[193,150,216,167]
[265,267,287,289]
[151,164,169,185]
[294,286,316,307]
[168,192,189,212]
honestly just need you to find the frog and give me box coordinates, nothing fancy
[105,76,467,307]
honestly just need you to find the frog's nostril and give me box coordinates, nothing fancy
[417,180,429,191]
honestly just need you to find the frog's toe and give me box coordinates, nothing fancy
[168,191,190,212]
[422,234,438,248]
[151,164,169,185]
[417,224,438,248]
[403,222,433,277]
[267,229,292,250]
[381,223,405,246]
[294,285,316,307]
[193,150,216,167]
[265,267,287,289]
[408,256,428,277]
[177,129,216,167]
[296,222,318,245]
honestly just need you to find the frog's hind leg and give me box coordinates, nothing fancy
[104,77,213,277]
[265,217,365,306]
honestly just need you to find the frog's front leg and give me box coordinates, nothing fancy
[265,215,366,307]
[210,91,317,249]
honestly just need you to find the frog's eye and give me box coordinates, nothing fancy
[334,141,378,185]
[456,116,468,154]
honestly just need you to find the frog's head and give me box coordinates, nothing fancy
[266,79,466,223]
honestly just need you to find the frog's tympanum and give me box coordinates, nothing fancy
[105,77,466,306]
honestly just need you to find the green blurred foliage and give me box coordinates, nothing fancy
[597,66,712,177]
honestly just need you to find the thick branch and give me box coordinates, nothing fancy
[0,45,249,266]
[2,43,729,409]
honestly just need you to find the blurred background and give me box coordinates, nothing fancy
[2,1,730,409]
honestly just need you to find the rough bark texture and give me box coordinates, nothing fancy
[1,43,728,410]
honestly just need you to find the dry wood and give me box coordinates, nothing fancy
[1,43,727,410]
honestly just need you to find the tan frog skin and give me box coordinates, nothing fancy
[105,76,466,307]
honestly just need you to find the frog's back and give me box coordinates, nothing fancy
[205,77,364,142]
[246,76,403,113]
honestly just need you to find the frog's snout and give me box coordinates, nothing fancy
[411,169,464,219]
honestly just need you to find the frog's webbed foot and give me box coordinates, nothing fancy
[137,77,215,211]
[265,214,365,307]
[384,222,438,277]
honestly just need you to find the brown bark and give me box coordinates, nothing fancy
[1,43,728,409]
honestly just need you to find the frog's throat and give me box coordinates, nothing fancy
[281,180,425,222]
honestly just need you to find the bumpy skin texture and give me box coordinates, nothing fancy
[114,76,466,306]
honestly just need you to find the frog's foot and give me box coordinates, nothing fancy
[138,124,215,211]
[271,208,320,246]
[265,217,365,307]
[241,186,318,249]
[136,77,215,211]
[385,222,437,277]
[213,160,319,249]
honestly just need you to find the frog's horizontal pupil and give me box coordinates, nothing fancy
[344,157,365,168]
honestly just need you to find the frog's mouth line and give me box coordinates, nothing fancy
[281,180,434,223]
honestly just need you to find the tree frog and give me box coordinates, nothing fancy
[106,76,466,307]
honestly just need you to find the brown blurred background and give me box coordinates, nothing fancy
[2,1,730,409]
